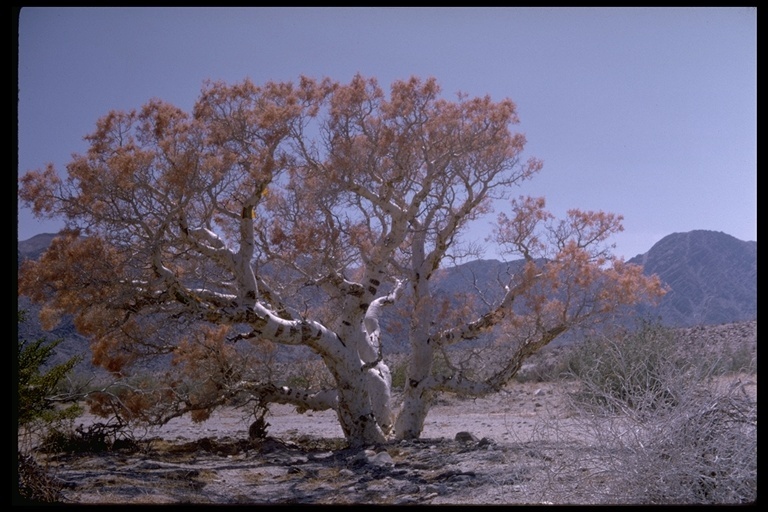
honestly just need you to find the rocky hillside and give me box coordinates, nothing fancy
[628,230,756,327]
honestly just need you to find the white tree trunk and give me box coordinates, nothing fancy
[393,385,431,440]
[393,255,436,440]
[328,349,389,445]
[365,362,394,434]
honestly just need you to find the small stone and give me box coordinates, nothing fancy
[455,431,478,442]
[401,483,420,494]
[367,450,394,467]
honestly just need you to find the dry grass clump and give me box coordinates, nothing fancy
[38,419,140,454]
[17,451,66,504]
[528,321,756,505]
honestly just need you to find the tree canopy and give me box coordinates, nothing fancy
[19,75,664,445]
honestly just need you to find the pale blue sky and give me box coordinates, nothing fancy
[17,7,756,260]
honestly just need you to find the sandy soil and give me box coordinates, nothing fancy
[21,380,581,505]
[21,375,755,505]
[99,379,571,444]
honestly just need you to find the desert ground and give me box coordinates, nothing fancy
[20,371,756,505]
[30,380,573,505]
[18,318,757,505]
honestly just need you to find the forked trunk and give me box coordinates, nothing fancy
[334,375,388,446]
[320,346,390,446]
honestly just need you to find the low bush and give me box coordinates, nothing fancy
[565,321,688,414]
[39,419,139,454]
[17,309,84,504]
[535,320,756,504]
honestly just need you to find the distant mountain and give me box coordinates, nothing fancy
[17,233,101,374]
[17,232,57,264]
[628,230,756,327]
[429,230,756,330]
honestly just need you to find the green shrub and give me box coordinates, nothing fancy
[17,309,83,504]
[565,321,688,414]
[17,310,83,427]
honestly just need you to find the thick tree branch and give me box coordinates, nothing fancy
[433,269,542,347]
[429,324,567,396]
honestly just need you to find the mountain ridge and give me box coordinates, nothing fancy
[627,230,756,326]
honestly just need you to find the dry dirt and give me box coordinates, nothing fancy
[22,373,757,505]
[24,380,599,505]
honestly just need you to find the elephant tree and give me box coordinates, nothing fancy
[18,74,663,446]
